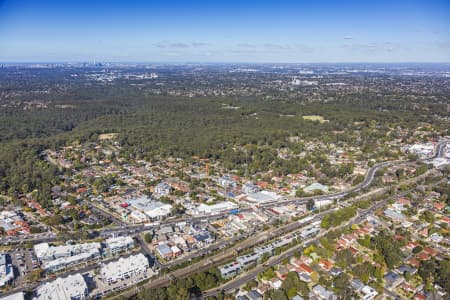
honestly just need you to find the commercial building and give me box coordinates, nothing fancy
[104,236,135,256]
[34,242,101,261]
[34,273,88,300]
[236,253,260,268]
[1,292,25,300]
[129,197,172,220]
[219,261,241,279]
[129,210,148,223]
[34,242,101,272]
[195,201,238,215]
[246,191,280,204]
[299,226,320,240]
[304,183,329,194]
[407,143,434,159]
[155,243,172,259]
[0,254,14,287]
[100,253,149,284]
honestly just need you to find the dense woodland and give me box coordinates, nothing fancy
[0,71,448,206]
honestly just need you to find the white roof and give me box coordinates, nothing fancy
[100,253,149,281]
[246,191,280,203]
[34,242,101,261]
[197,201,238,214]
[129,197,172,218]
[34,273,87,300]
[305,183,329,193]
[130,210,148,221]
[170,246,181,253]
[314,199,333,207]
[42,248,99,270]
[1,292,25,300]
[33,243,50,259]
[105,236,134,249]
[144,203,172,218]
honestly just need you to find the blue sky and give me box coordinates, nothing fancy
[0,0,449,62]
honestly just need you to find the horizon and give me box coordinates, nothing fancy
[2,61,450,65]
[1,0,449,63]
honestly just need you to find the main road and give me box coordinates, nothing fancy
[6,139,445,247]
[0,159,403,246]
[201,197,391,299]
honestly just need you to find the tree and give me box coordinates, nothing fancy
[306,198,315,210]
[281,272,300,296]
[334,273,353,298]
[243,280,258,291]
[373,231,403,269]
[296,189,306,198]
[28,268,43,282]
[144,232,153,243]
[267,289,288,300]
[336,248,356,266]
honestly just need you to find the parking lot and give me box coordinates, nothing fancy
[9,247,40,286]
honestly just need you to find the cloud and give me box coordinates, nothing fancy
[164,52,183,57]
[236,43,257,48]
[191,42,209,47]
[153,41,209,48]
[263,43,291,50]
[344,35,353,40]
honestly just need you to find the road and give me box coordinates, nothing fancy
[1,141,445,297]
[0,159,401,247]
[202,199,390,298]
[0,249,148,298]
[433,140,447,159]
[424,139,448,164]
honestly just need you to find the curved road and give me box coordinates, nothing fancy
[0,160,402,246]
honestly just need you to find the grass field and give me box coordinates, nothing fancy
[98,133,119,140]
[302,115,329,123]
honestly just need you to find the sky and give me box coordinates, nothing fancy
[0,0,449,63]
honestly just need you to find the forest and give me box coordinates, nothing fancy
[0,79,448,205]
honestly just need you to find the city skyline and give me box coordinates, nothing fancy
[0,0,449,63]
